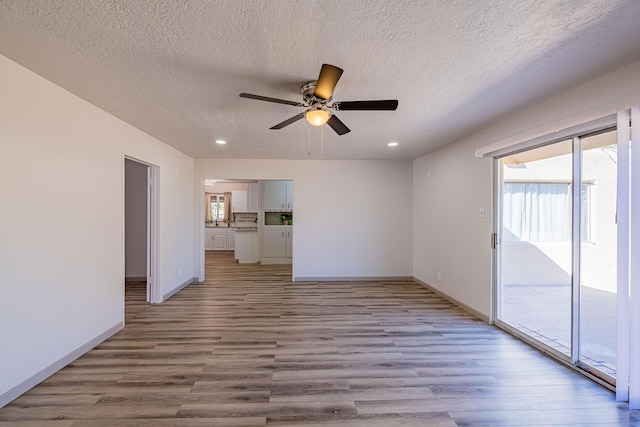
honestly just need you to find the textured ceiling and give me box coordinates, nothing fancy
[2,1,640,160]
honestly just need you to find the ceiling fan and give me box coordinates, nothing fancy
[239,64,398,135]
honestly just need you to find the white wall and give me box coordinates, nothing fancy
[204,182,249,193]
[413,59,640,320]
[195,159,413,280]
[413,141,493,318]
[125,159,148,278]
[0,54,194,405]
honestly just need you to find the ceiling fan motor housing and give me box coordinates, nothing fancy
[302,81,330,106]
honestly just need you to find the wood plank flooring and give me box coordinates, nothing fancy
[2,251,639,426]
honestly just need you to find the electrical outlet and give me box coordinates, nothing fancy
[479,208,486,218]
[437,272,442,282]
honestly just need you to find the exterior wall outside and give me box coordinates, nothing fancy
[501,148,617,292]
[0,54,194,403]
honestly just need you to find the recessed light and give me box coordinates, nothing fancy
[215,140,227,145]
[387,142,399,147]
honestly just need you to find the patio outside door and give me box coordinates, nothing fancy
[495,128,618,384]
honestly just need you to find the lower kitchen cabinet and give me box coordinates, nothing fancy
[227,229,236,250]
[263,225,292,260]
[205,227,236,251]
[204,228,213,250]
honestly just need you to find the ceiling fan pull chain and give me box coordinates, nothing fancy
[308,123,311,156]
[321,124,324,161]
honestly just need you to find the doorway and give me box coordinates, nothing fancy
[124,157,159,310]
[495,127,618,384]
[199,178,293,281]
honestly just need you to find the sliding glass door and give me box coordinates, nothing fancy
[579,130,617,379]
[496,128,618,383]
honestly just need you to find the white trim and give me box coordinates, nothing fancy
[491,158,502,325]
[148,164,160,304]
[616,110,630,402]
[123,156,160,305]
[414,277,490,323]
[198,178,206,282]
[146,166,152,303]
[295,276,413,282]
[262,258,293,265]
[0,322,123,408]
[629,107,640,409]
[570,136,582,365]
[476,115,616,158]
[163,277,196,301]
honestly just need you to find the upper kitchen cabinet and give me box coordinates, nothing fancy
[262,180,293,211]
[247,183,260,212]
[231,190,247,212]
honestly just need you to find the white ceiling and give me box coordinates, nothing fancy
[2,1,640,161]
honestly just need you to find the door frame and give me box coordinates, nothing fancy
[491,124,618,391]
[124,156,160,304]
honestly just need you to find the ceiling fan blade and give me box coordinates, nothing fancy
[240,93,303,107]
[334,100,398,111]
[270,112,305,130]
[326,114,351,135]
[314,64,344,100]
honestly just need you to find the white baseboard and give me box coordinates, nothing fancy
[413,277,489,323]
[260,257,292,265]
[163,277,196,301]
[0,321,123,408]
[294,276,414,282]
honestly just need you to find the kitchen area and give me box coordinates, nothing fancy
[204,179,293,264]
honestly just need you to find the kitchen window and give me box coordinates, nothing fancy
[210,194,225,221]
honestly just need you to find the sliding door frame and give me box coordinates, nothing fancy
[491,122,617,391]
[571,136,582,366]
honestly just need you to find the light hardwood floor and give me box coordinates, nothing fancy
[1,251,639,426]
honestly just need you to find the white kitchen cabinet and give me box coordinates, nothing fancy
[285,226,292,258]
[212,229,227,250]
[204,228,214,250]
[205,227,236,251]
[247,183,260,212]
[263,225,292,260]
[232,190,247,213]
[285,180,293,210]
[262,180,293,211]
[235,230,259,263]
[227,228,236,250]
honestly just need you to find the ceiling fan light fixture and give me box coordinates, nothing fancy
[305,109,331,126]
